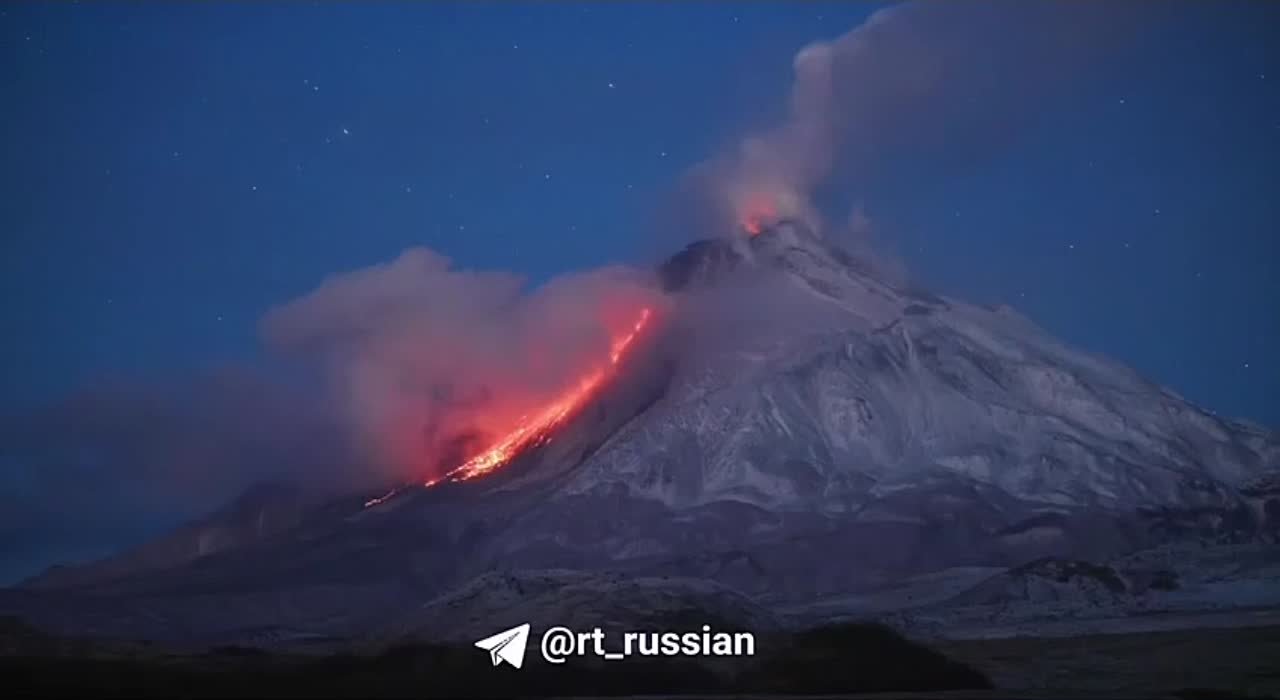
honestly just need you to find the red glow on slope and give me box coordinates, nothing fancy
[740,192,778,237]
[364,306,654,507]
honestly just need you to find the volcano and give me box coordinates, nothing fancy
[5,222,1278,647]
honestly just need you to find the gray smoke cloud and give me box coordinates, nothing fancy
[261,248,664,482]
[0,249,664,583]
[684,0,1147,237]
[0,368,357,583]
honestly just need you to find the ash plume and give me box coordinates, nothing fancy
[683,0,1147,238]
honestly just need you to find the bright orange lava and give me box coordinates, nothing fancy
[364,307,654,508]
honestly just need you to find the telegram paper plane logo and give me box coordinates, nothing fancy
[474,623,531,669]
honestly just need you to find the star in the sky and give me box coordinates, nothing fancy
[607,81,616,89]
[342,127,350,135]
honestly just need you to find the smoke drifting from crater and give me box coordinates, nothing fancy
[685,0,1146,237]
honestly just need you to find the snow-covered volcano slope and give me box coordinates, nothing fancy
[6,221,1275,642]
[579,220,1274,509]
[481,221,1277,598]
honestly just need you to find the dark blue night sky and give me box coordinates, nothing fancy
[1,2,1277,581]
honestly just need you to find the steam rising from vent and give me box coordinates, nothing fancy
[686,0,1146,238]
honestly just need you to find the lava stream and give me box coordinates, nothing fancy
[364,306,653,508]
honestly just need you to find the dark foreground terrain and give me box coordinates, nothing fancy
[939,624,1280,698]
[2,617,987,698]
[5,616,1280,698]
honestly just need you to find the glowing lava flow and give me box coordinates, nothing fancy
[364,306,653,508]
